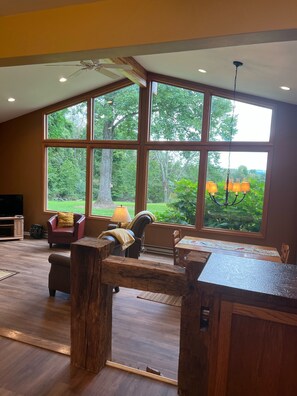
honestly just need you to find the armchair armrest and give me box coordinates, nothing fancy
[47,215,58,232]
[73,214,86,239]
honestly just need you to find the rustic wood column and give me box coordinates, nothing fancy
[178,252,210,396]
[70,237,113,373]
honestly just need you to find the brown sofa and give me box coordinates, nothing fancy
[48,232,133,296]
[47,213,86,248]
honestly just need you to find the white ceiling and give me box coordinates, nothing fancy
[0,2,296,124]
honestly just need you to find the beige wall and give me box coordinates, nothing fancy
[0,95,296,262]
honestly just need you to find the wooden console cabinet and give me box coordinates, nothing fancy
[178,253,297,396]
[0,216,24,241]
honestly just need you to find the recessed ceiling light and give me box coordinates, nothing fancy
[8,97,15,102]
[59,77,67,83]
[280,86,290,91]
[198,69,207,73]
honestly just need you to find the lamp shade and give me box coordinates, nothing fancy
[232,182,242,193]
[111,205,131,224]
[206,181,218,195]
[241,181,251,193]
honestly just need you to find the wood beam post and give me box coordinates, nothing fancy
[70,237,113,373]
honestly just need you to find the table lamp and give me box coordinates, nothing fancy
[110,205,131,228]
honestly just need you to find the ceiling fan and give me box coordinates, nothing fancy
[46,59,133,80]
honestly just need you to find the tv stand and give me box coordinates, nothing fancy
[0,216,24,241]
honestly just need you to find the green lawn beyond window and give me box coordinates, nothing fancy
[47,201,165,218]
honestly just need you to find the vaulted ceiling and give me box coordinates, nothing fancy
[0,0,296,123]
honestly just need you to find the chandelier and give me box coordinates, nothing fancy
[206,61,250,207]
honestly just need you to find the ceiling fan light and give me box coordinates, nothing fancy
[280,86,290,91]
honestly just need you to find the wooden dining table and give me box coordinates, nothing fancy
[176,236,282,266]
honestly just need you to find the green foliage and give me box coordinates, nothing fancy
[151,83,204,141]
[157,177,265,230]
[47,147,86,200]
[156,179,197,225]
[47,102,87,139]
[93,85,139,140]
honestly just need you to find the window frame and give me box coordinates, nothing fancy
[43,73,276,239]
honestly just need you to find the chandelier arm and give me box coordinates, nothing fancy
[209,194,225,207]
[231,193,247,206]
[228,194,239,206]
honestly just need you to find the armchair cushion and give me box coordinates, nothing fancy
[58,211,74,227]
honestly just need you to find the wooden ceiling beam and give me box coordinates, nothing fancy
[104,57,147,87]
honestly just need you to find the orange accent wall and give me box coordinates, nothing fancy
[1,0,297,65]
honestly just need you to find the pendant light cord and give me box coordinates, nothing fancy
[227,61,242,179]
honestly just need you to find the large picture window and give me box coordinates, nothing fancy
[47,102,87,140]
[147,150,200,225]
[91,148,137,216]
[150,82,204,141]
[204,151,268,232]
[46,147,86,213]
[93,85,139,140]
[44,77,274,236]
[209,96,272,142]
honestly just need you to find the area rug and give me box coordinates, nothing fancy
[137,291,182,307]
[0,269,18,282]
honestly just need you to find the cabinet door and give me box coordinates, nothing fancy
[212,301,297,396]
[14,218,24,239]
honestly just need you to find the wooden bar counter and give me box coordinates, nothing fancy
[178,253,297,396]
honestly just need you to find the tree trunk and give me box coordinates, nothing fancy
[96,120,114,205]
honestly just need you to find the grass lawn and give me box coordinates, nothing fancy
[47,201,166,217]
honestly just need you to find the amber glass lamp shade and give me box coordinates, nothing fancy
[241,181,251,193]
[206,181,218,195]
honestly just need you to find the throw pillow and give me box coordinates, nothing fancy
[58,212,74,228]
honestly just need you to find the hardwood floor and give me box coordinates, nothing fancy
[0,238,179,395]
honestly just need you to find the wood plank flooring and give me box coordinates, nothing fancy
[0,238,179,395]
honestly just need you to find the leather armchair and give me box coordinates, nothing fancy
[48,231,134,296]
[109,212,154,259]
[47,213,86,248]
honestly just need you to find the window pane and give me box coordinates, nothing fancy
[93,85,139,140]
[150,82,203,141]
[47,102,87,139]
[91,149,137,217]
[47,147,86,213]
[204,151,268,232]
[209,96,272,142]
[147,150,199,225]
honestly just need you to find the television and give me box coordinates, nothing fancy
[0,194,23,217]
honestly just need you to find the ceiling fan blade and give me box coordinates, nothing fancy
[44,64,82,67]
[80,60,94,67]
[67,69,85,79]
[96,68,120,79]
[100,63,133,70]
